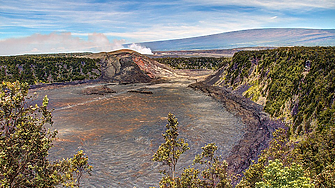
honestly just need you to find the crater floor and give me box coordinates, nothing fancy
[32,79,245,187]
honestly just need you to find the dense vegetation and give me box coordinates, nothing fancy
[214,46,334,187]
[155,57,231,70]
[0,55,101,85]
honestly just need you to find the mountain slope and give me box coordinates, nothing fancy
[138,28,335,51]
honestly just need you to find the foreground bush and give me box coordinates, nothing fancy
[0,81,92,187]
[255,159,314,188]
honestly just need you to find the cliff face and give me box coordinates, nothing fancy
[89,49,174,83]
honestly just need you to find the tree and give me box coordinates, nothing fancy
[179,167,201,188]
[60,150,93,187]
[0,81,91,187]
[152,113,190,187]
[193,143,232,188]
[314,162,335,188]
[255,159,314,188]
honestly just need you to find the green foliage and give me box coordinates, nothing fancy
[60,150,93,187]
[237,128,292,188]
[314,162,335,188]
[255,159,314,188]
[179,167,201,187]
[295,127,335,180]
[155,57,231,70]
[192,143,232,188]
[0,55,101,84]
[223,47,335,187]
[0,81,56,187]
[152,113,190,187]
[238,120,335,188]
[0,81,92,187]
[223,47,335,134]
[69,150,93,187]
[237,157,267,188]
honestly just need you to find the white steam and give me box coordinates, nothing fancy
[128,43,153,54]
[0,32,153,56]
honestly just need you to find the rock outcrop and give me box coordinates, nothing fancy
[89,49,175,84]
[82,85,116,95]
[128,89,153,94]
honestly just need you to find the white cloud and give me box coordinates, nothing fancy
[102,11,295,42]
[1,0,133,31]
[0,32,153,56]
[1,0,333,49]
[184,0,335,10]
[104,25,221,42]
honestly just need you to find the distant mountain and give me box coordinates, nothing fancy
[136,28,335,51]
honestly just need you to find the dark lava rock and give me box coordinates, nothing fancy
[82,85,116,95]
[128,88,153,94]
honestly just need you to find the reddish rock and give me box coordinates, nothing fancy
[88,49,174,84]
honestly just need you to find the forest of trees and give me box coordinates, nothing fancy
[155,57,231,70]
[0,55,101,85]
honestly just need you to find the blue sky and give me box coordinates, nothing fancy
[1,0,334,55]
